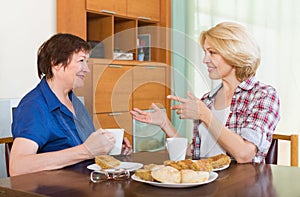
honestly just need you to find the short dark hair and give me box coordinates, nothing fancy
[37,33,91,79]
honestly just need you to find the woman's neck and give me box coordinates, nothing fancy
[46,78,75,114]
[214,77,241,110]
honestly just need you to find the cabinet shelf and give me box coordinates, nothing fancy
[87,13,162,62]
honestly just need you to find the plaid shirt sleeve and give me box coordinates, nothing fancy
[227,79,280,163]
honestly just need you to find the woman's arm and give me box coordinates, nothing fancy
[168,92,257,163]
[204,115,257,163]
[10,129,116,176]
[9,138,90,176]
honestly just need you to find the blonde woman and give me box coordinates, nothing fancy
[131,22,280,163]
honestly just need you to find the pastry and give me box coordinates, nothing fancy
[135,169,154,181]
[151,166,181,183]
[95,155,121,169]
[181,169,210,183]
[209,154,231,169]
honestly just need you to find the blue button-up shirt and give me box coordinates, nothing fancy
[12,77,94,153]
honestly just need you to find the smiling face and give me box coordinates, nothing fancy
[53,50,90,90]
[67,50,90,89]
[202,39,236,81]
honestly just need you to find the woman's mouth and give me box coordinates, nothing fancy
[77,74,85,80]
[207,66,215,72]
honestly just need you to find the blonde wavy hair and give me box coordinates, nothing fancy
[199,22,261,82]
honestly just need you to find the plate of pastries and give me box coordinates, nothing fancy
[132,154,231,188]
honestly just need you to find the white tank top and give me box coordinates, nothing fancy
[198,105,230,157]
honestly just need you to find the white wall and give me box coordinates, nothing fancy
[0,0,56,178]
[0,0,56,99]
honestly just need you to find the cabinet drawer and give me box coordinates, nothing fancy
[127,0,160,21]
[133,65,166,109]
[93,64,133,113]
[86,0,127,16]
[94,112,132,146]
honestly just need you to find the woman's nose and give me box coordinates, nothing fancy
[203,53,210,63]
[82,62,90,73]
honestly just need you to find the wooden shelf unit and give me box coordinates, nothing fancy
[57,0,171,146]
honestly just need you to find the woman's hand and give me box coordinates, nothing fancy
[168,92,210,121]
[122,137,132,155]
[130,103,168,128]
[83,128,115,157]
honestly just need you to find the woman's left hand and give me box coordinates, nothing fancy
[122,137,132,155]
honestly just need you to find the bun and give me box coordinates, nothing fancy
[144,164,164,171]
[151,166,181,183]
[181,170,209,183]
[95,155,121,169]
[164,159,213,172]
[135,169,154,181]
[190,159,213,171]
[209,154,231,169]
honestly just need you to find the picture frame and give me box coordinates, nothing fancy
[138,34,151,61]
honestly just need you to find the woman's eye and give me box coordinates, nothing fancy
[209,51,217,55]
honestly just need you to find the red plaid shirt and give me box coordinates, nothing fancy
[192,77,280,163]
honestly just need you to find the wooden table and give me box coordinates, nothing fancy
[0,151,299,197]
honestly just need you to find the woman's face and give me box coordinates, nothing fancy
[202,39,236,81]
[56,50,90,90]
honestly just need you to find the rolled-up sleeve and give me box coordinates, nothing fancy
[240,86,280,162]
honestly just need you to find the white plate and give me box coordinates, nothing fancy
[131,172,218,188]
[213,164,230,172]
[87,162,143,173]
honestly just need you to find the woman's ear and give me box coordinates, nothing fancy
[51,63,64,76]
[52,63,63,71]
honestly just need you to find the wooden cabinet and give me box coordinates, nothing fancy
[133,65,166,109]
[93,64,133,113]
[86,0,127,16]
[56,0,86,39]
[75,59,169,145]
[57,0,169,63]
[127,0,160,21]
[57,0,171,149]
[87,0,160,21]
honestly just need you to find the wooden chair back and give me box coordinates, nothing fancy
[266,134,298,167]
[0,137,13,176]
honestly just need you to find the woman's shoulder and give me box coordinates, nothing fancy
[253,80,279,96]
[247,80,280,108]
[242,77,278,97]
[17,86,48,113]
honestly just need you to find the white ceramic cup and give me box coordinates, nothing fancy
[166,137,188,161]
[105,128,124,155]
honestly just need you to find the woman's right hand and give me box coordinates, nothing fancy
[130,103,168,128]
[83,128,115,157]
